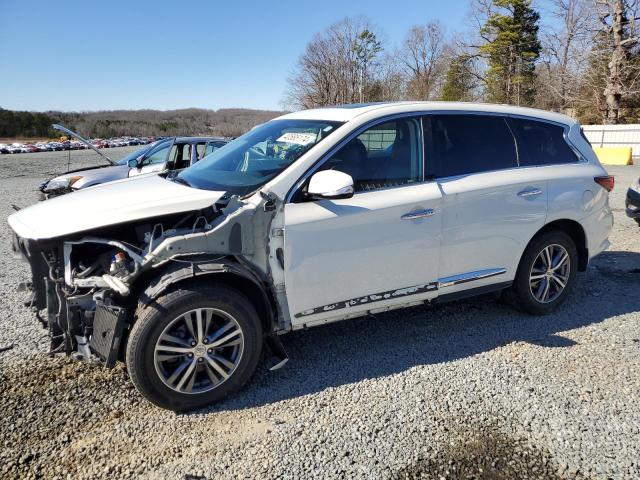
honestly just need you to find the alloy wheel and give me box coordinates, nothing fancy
[529,244,571,304]
[153,308,244,394]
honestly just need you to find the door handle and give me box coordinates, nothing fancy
[517,188,543,198]
[401,209,436,220]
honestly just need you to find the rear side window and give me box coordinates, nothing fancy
[427,115,517,177]
[510,118,579,166]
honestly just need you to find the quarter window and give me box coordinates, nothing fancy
[510,118,579,166]
[427,115,518,177]
[318,117,423,192]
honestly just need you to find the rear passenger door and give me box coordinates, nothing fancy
[425,114,548,293]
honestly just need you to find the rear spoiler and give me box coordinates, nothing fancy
[52,124,115,166]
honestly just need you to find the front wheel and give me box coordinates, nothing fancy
[506,230,578,315]
[126,284,263,411]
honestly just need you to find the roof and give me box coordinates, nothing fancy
[277,101,577,126]
[174,136,230,143]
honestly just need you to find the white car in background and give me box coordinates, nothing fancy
[7,143,27,153]
[9,102,613,410]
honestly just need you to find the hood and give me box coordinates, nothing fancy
[9,175,226,240]
[52,123,115,165]
[45,165,130,190]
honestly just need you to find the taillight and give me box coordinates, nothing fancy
[594,175,615,192]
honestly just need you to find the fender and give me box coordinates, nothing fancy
[138,257,277,333]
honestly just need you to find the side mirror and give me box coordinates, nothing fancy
[128,155,144,169]
[307,170,354,200]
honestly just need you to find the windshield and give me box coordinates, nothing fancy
[116,141,164,165]
[177,119,342,195]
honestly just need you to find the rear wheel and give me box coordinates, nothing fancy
[126,284,262,411]
[506,230,578,315]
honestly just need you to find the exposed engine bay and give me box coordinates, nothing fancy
[12,192,288,367]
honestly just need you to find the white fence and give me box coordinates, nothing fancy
[582,124,640,162]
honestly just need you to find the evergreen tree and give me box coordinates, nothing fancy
[352,29,383,103]
[441,55,477,101]
[479,0,541,106]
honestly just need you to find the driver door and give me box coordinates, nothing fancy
[283,117,442,326]
[129,139,174,177]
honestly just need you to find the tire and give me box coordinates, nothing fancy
[126,284,263,411]
[505,230,578,315]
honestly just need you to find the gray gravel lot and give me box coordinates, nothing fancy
[0,149,639,480]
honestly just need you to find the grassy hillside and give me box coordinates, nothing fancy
[0,107,285,140]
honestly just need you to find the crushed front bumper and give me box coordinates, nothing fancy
[10,231,127,367]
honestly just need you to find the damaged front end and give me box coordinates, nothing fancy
[11,192,287,367]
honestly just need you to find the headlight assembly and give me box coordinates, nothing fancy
[44,176,83,191]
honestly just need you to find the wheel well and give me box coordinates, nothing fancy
[535,219,588,271]
[137,272,277,336]
[207,272,276,334]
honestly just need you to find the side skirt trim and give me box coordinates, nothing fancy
[434,281,512,304]
[294,283,438,318]
[294,267,508,319]
[437,268,507,288]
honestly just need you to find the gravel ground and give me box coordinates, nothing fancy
[0,150,639,480]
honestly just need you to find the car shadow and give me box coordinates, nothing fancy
[188,250,640,414]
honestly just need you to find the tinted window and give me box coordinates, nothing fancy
[511,118,579,166]
[427,115,517,177]
[318,117,423,192]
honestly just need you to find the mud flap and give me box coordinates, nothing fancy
[265,334,289,371]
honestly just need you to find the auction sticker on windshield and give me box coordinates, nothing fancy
[277,132,317,146]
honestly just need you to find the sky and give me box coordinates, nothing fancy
[1,0,478,112]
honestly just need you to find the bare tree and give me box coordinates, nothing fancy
[537,0,593,112]
[594,0,640,123]
[283,17,385,109]
[374,52,408,101]
[401,21,448,100]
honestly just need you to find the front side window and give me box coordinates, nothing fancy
[510,118,579,166]
[427,114,517,178]
[117,143,155,166]
[142,141,172,166]
[178,120,341,195]
[317,117,423,192]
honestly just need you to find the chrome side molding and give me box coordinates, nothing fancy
[438,268,507,288]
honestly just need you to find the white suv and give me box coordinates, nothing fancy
[9,102,614,410]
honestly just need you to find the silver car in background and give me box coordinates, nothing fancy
[40,125,229,198]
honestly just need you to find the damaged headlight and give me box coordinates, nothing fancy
[44,176,83,191]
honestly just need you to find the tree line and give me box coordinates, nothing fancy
[0,107,283,139]
[284,0,640,125]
